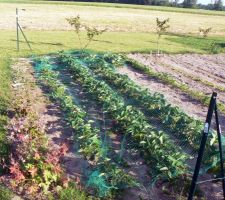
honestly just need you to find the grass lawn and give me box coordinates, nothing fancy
[1,30,225,58]
[0,184,12,200]
[0,58,10,176]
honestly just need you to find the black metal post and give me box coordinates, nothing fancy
[188,92,217,200]
[215,102,225,199]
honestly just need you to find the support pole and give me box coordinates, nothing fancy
[188,92,217,200]
[18,23,32,51]
[215,103,225,199]
[16,8,19,51]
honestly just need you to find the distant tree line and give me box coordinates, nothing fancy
[54,0,224,10]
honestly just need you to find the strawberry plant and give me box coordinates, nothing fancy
[58,53,188,180]
[36,60,137,198]
[84,53,222,169]
[81,54,204,150]
[82,53,220,167]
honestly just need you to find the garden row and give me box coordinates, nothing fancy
[58,52,188,181]
[80,53,217,155]
[90,53,221,166]
[36,58,137,198]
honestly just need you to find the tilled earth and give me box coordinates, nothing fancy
[121,53,225,122]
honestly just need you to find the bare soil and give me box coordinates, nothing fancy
[118,64,208,120]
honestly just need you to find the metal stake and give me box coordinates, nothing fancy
[215,102,225,199]
[16,8,32,51]
[188,92,217,200]
[18,23,32,51]
[16,8,19,51]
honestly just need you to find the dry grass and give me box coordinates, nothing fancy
[1,3,225,35]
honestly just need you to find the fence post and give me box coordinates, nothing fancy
[188,92,217,200]
[16,8,19,51]
[215,102,225,198]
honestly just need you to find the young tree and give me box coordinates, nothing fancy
[66,15,106,50]
[84,27,106,49]
[66,15,82,48]
[156,18,170,54]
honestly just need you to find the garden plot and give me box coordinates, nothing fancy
[4,51,224,199]
[33,55,182,200]
[52,60,156,200]
[124,53,225,122]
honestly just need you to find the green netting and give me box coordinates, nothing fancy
[32,51,225,199]
[33,56,139,199]
[87,170,115,198]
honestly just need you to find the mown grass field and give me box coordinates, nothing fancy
[1,2,225,35]
[1,30,225,57]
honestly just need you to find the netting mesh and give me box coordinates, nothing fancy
[87,170,114,198]
[32,51,225,199]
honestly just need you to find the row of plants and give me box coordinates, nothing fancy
[58,52,188,181]
[36,58,137,199]
[1,61,91,200]
[85,53,222,171]
[79,53,217,154]
[125,57,225,114]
